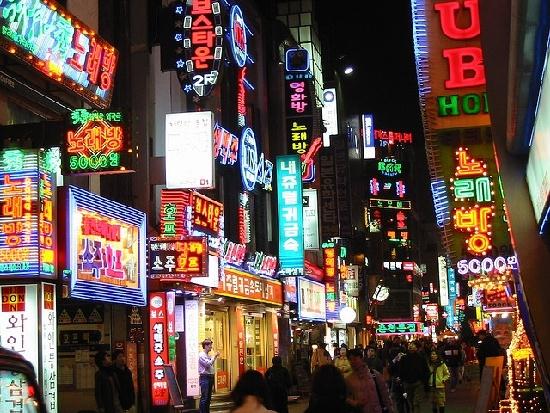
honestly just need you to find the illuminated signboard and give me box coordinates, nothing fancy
[411,0,490,129]
[448,267,456,300]
[362,113,375,158]
[63,186,147,306]
[451,147,494,256]
[276,155,304,276]
[374,130,413,145]
[301,136,322,183]
[303,189,320,249]
[149,292,170,406]
[192,192,222,237]
[173,0,223,97]
[319,147,339,239]
[229,5,249,67]
[218,267,283,306]
[369,198,412,210]
[246,251,277,277]
[369,177,406,198]
[65,109,130,175]
[285,48,310,72]
[377,157,403,177]
[438,256,449,306]
[0,0,118,108]
[214,124,239,166]
[238,192,252,244]
[323,243,339,321]
[457,255,518,275]
[148,236,208,280]
[0,148,56,277]
[0,285,39,373]
[166,112,215,189]
[221,238,247,267]
[376,322,423,335]
[287,117,313,156]
[285,80,312,117]
[41,283,57,413]
[239,127,273,191]
[431,178,451,227]
[297,277,326,321]
[237,68,251,128]
[184,299,200,396]
[322,89,339,147]
[160,189,191,237]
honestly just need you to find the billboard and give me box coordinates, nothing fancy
[0,0,118,108]
[218,267,283,306]
[0,148,56,277]
[303,189,320,249]
[165,112,215,189]
[276,155,304,276]
[297,277,326,321]
[63,186,147,306]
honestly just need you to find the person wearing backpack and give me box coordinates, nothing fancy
[265,356,292,413]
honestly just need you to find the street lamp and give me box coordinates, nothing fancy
[343,65,354,75]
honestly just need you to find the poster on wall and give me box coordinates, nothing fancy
[41,283,57,413]
[184,299,200,397]
[62,186,147,306]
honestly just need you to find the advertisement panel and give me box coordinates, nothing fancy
[166,112,215,189]
[322,88,338,147]
[64,186,147,306]
[362,114,375,159]
[0,285,39,373]
[297,277,326,321]
[319,147,339,240]
[148,236,208,280]
[41,283,57,413]
[218,267,283,306]
[276,155,304,276]
[303,189,320,249]
[0,0,118,108]
[149,292,169,406]
[438,256,449,306]
[0,148,56,277]
[184,299,200,397]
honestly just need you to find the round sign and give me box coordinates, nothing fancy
[230,5,248,67]
[372,286,390,302]
[339,306,357,324]
[240,127,258,191]
[323,89,335,103]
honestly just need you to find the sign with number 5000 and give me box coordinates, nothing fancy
[457,255,518,276]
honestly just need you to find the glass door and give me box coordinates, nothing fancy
[244,315,265,372]
[204,308,230,393]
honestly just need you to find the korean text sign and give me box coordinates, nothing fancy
[149,292,169,406]
[0,148,56,277]
[64,186,147,306]
[218,267,283,306]
[276,155,304,276]
[0,0,118,108]
[148,236,208,280]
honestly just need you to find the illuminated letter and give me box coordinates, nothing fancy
[438,95,460,116]
[434,0,480,39]
[455,148,484,176]
[443,47,486,88]
[462,93,481,114]
[468,233,490,255]
[454,179,475,199]
[475,177,492,202]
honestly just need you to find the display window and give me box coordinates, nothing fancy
[244,315,265,373]
[204,308,230,392]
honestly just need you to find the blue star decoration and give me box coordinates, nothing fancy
[175,5,184,14]
[183,84,193,93]
[176,59,185,68]
[174,33,183,42]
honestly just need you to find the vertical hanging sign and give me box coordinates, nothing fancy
[184,299,200,397]
[235,307,246,375]
[276,155,304,276]
[41,283,57,413]
[149,292,169,406]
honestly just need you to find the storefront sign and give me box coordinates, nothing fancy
[229,5,248,67]
[303,189,320,249]
[41,283,57,413]
[377,157,403,177]
[0,0,118,108]
[362,113,375,158]
[221,239,247,267]
[214,124,239,166]
[166,112,215,189]
[149,292,169,406]
[238,192,252,244]
[285,80,312,117]
[376,321,423,335]
[369,198,412,210]
[456,255,518,275]
[319,147,339,239]
[64,109,129,175]
[411,0,490,129]
[246,252,277,277]
[276,155,304,276]
[0,148,56,277]
[218,268,283,306]
[448,268,456,300]
[160,189,191,237]
[297,277,326,321]
[438,256,449,306]
[184,299,200,397]
[239,127,273,192]
[191,254,220,288]
[333,135,353,238]
[174,0,223,97]
[235,307,245,375]
[301,136,322,183]
[192,192,222,237]
[369,178,406,198]
[0,285,39,373]
[64,186,147,306]
[272,313,279,356]
[374,130,413,145]
[284,277,297,303]
[148,236,208,280]
[323,89,339,147]
[286,117,313,157]
[431,178,452,227]
[323,244,339,321]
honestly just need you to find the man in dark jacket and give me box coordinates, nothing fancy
[95,350,123,413]
[365,346,385,373]
[477,330,504,378]
[399,341,429,413]
[112,349,136,412]
[265,356,292,413]
[442,338,462,392]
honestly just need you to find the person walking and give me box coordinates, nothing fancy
[476,330,503,379]
[94,350,123,413]
[346,348,394,413]
[265,356,292,413]
[365,346,385,374]
[310,342,332,373]
[230,369,276,413]
[398,342,429,413]
[334,345,353,377]
[199,339,220,413]
[305,364,355,413]
[111,349,136,413]
[427,351,450,413]
[441,339,461,392]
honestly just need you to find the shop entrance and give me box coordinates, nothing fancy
[244,315,265,373]
[204,307,230,393]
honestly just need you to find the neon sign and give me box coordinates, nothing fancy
[322,244,339,321]
[148,236,208,280]
[238,192,251,244]
[239,127,273,191]
[173,0,223,97]
[369,178,406,198]
[301,137,322,183]
[457,255,518,275]
[374,130,413,145]
[221,238,246,267]
[160,189,191,237]
[369,198,412,210]
[149,292,170,405]
[376,322,423,335]
[285,80,311,116]
[229,5,248,67]
[0,149,56,277]
[0,0,118,108]
[246,251,277,277]
[377,157,403,177]
[213,124,239,166]
[65,109,129,175]
[192,192,222,237]
[287,117,313,155]
[64,186,146,306]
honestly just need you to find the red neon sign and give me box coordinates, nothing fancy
[160,189,191,237]
[149,292,170,406]
[192,192,223,237]
[374,130,413,144]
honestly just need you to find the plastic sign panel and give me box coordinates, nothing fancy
[238,192,251,244]
[323,243,339,321]
[322,89,338,147]
[297,277,326,321]
[0,0,118,108]
[411,0,490,129]
[276,155,304,276]
[149,292,170,406]
[173,0,223,97]
[0,285,39,373]
[438,256,449,306]
[166,112,215,189]
[41,283,57,413]
[64,186,147,306]
[362,114,375,158]
[0,148,56,277]
[303,189,320,249]
[184,299,200,397]
[148,236,208,280]
[218,267,283,306]
[64,109,130,175]
[376,322,423,335]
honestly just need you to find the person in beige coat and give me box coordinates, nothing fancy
[311,342,332,373]
[230,370,277,413]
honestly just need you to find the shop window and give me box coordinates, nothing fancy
[245,316,265,373]
[204,309,230,393]
[0,370,42,412]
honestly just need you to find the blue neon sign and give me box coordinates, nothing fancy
[229,5,248,67]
